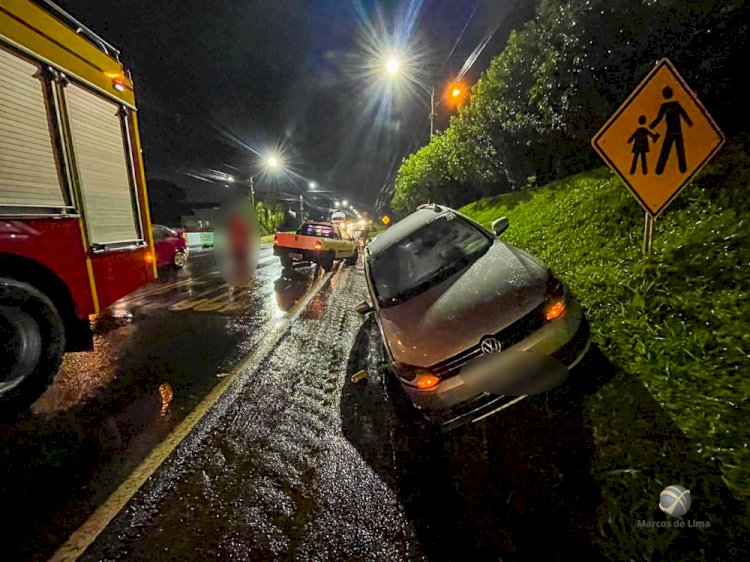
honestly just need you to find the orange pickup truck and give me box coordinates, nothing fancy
[274,221,359,270]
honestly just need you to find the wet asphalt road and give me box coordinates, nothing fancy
[1,244,321,561]
[2,245,749,561]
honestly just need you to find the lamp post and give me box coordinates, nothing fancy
[429,85,436,138]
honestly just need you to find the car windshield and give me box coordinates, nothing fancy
[370,213,491,306]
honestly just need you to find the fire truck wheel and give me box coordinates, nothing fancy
[0,278,65,416]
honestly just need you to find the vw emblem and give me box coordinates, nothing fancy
[480,337,502,355]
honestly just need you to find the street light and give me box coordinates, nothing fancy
[385,55,401,76]
[376,48,469,139]
[447,81,468,107]
[342,199,348,207]
[309,181,317,189]
[248,152,285,205]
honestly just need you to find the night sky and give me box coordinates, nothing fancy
[56,0,534,210]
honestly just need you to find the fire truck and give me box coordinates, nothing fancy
[0,0,157,412]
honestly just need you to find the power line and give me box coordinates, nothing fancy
[439,0,484,74]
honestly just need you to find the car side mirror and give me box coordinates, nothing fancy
[355,300,373,315]
[492,216,510,237]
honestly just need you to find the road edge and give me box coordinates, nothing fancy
[49,269,334,562]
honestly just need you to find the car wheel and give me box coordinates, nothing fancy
[382,368,436,430]
[280,255,293,269]
[0,278,65,416]
[345,250,359,266]
[319,253,335,272]
[173,250,187,269]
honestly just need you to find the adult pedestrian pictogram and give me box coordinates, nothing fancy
[650,86,693,175]
[592,59,724,218]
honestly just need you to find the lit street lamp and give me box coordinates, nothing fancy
[376,48,468,139]
[385,55,401,76]
[309,181,317,189]
[248,152,285,205]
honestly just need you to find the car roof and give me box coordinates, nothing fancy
[301,220,335,227]
[367,206,452,257]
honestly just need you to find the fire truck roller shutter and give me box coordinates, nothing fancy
[0,47,66,207]
[66,83,139,245]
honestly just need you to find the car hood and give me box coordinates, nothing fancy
[378,241,548,368]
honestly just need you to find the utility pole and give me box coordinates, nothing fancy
[429,85,436,139]
[299,194,304,222]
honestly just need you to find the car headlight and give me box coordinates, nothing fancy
[393,362,440,390]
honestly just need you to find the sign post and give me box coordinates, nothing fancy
[592,59,724,256]
[643,212,654,257]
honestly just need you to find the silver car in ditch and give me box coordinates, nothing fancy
[356,204,590,430]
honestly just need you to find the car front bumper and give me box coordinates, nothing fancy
[399,299,591,430]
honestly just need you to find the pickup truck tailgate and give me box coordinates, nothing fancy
[274,232,319,251]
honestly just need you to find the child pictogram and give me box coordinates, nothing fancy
[627,115,660,175]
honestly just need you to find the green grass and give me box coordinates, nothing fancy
[460,143,750,502]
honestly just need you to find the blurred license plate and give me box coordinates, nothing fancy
[290,253,303,260]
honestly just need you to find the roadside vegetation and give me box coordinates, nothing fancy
[387,0,749,532]
[460,144,750,503]
[255,201,285,236]
[390,0,747,214]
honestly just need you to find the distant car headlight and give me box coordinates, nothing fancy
[393,362,440,390]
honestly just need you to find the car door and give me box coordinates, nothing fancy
[152,225,174,266]
[332,226,354,257]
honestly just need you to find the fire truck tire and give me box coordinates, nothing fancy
[0,278,65,416]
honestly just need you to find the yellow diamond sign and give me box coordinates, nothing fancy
[592,59,724,217]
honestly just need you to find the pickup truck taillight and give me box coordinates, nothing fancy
[273,234,278,244]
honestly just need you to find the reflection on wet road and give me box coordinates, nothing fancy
[80,263,750,561]
[2,246,748,561]
[0,245,324,561]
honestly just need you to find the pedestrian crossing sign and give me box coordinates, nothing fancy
[592,59,724,217]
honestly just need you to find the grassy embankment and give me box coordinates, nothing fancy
[460,145,749,502]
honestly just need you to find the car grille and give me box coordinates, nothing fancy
[429,302,546,379]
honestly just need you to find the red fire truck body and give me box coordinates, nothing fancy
[0,0,157,411]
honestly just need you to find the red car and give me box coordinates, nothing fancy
[152,225,189,268]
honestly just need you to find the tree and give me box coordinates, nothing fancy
[255,201,285,235]
[391,0,748,211]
